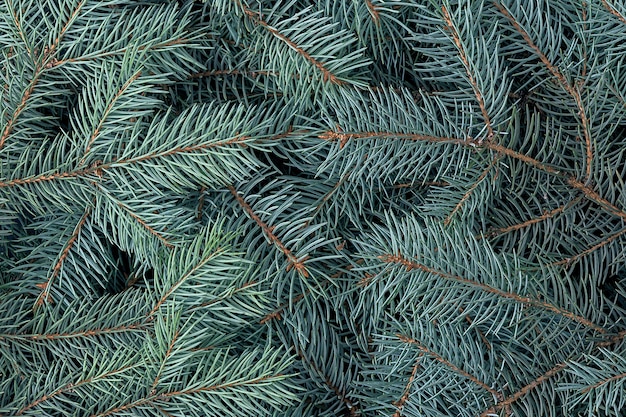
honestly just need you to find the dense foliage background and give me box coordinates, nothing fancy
[1,0,626,416]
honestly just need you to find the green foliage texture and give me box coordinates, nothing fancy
[1,0,626,416]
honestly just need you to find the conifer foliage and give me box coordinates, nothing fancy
[1,0,626,416]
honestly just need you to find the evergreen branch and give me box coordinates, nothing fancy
[0,323,145,341]
[597,329,626,348]
[601,0,626,24]
[319,129,562,175]
[318,130,466,149]
[91,374,283,417]
[79,69,143,164]
[259,261,360,324]
[365,0,381,25]
[482,198,582,239]
[228,185,310,278]
[581,372,626,394]
[459,307,492,351]
[317,117,625,232]
[479,362,568,417]
[240,5,345,85]
[1,0,85,150]
[441,5,494,140]
[147,247,228,318]
[198,280,258,308]
[567,178,626,221]
[34,206,91,308]
[392,358,421,417]
[259,291,306,324]
[550,226,626,267]
[396,334,501,399]
[0,136,249,188]
[303,172,352,228]
[115,199,174,249]
[444,159,497,226]
[493,1,593,181]
[150,330,180,392]
[189,69,278,79]
[16,364,135,415]
[379,253,606,333]
[52,38,189,67]
[295,347,356,411]
[6,0,32,56]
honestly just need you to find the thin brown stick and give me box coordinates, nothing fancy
[16,364,134,415]
[442,5,494,140]
[444,161,496,226]
[117,202,174,248]
[581,372,626,394]
[552,226,626,267]
[392,357,421,417]
[91,374,282,417]
[229,185,310,277]
[241,6,345,85]
[379,253,606,333]
[0,323,144,341]
[601,0,626,24]
[397,335,501,398]
[0,136,249,188]
[146,248,227,318]
[493,1,593,180]
[34,207,91,308]
[365,0,381,25]
[479,362,568,417]
[79,71,143,164]
[1,1,85,149]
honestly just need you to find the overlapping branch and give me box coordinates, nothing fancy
[1,0,85,149]
[379,252,606,333]
[492,1,593,181]
[229,185,310,278]
[441,5,495,140]
[34,206,91,308]
[397,334,501,400]
[240,5,345,85]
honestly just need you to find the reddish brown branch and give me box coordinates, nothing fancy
[241,7,345,85]
[568,178,626,221]
[16,364,134,415]
[1,1,85,149]
[147,248,227,318]
[601,0,626,24]
[397,335,501,399]
[442,6,494,140]
[188,69,278,79]
[118,202,174,248]
[379,253,606,333]
[151,330,180,390]
[1,323,144,341]
[581,372,626,394]
[35,207,91,308]
[479,362,568,417]
[493,1,592,180]
[365,0,381,25]
[228,185,310,277]
[0,136,249,188]
[92,373,283,416]
[80,71,143,163]
[392,356,422,416]
[482,200,579,239]
[444,161,495,226]
[552,226,626,267]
